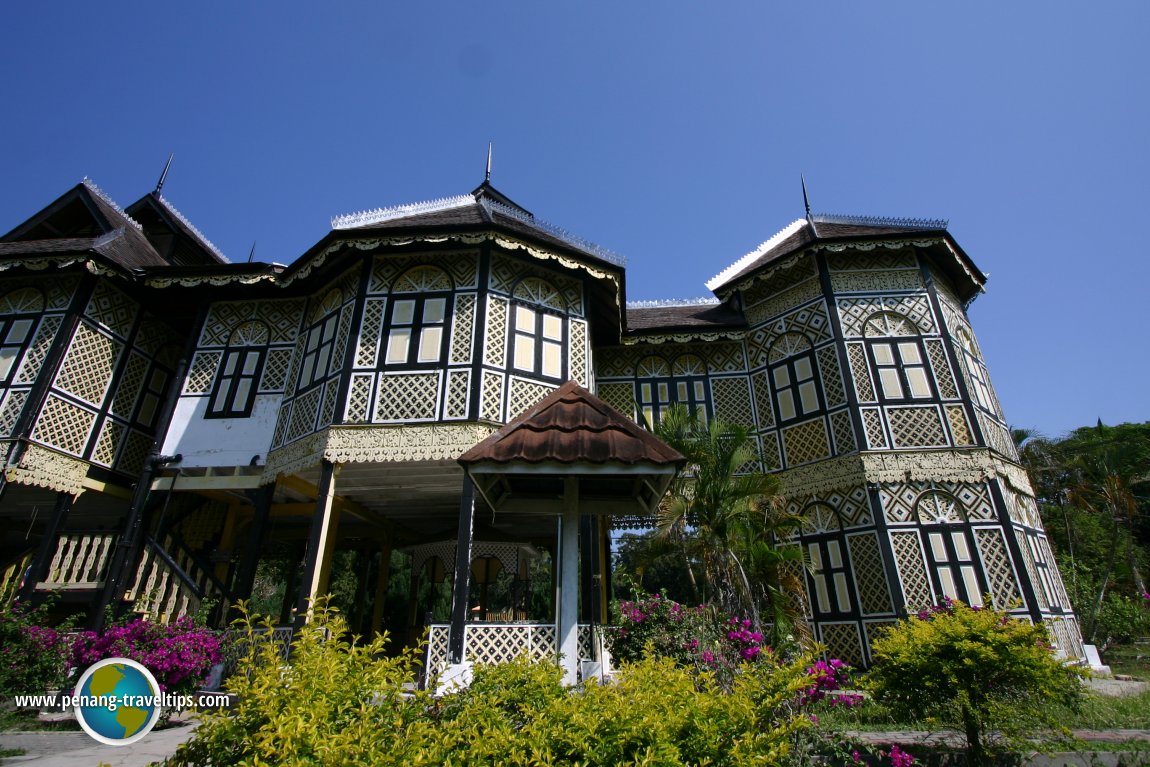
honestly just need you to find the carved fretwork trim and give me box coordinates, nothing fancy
[261,423,499,482]
[6,443,88,496]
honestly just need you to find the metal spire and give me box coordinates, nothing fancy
[154,154,174,195]
[247,241,257,263]
[801,174,818,238]
[485,142,493,182]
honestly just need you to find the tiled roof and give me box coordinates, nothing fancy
[459,381,685,467]
[626,301,746,333]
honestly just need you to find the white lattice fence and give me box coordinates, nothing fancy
[425,623,601,678]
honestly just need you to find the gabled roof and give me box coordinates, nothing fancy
[705,213,982,299]
[1,180,168,271]
[459,381,684,468]
[625,299,746,334]
[330,182,626,269]
[126,193,229,266]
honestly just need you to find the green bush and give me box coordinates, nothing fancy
[865,599,1085,767]
[0,600,75,698]
[167,598,816,767]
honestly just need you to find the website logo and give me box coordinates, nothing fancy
[72,658,162,746]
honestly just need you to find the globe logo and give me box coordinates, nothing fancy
[73,658,162,746]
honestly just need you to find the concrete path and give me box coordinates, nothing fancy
[0,719,196,766]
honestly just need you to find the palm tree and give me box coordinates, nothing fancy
[651,404,795,630]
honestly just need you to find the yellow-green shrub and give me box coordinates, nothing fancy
[167,600,816,767]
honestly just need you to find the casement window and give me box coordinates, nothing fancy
[868,340,933,402]
[770,351,822,425]
[510,303,565,380]
[384,295,449,367]
[298,310,340,390]
[799,505,856,619]
[637,377,710,426]
[915,492,986,607]
[208,321,269,419]
[0,316,37,383]
[207,349,262,418]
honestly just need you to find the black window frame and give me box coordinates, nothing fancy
[769,349,823,426]
[0,314,39,385]
[297,310,340,393]
[381,293,452,369]
[865,338,935,404]
[509,301,566,382]
[206,347,264,420]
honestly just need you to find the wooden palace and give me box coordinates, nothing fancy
[0,173,1084,679]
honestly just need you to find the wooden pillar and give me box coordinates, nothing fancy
[294,462,342,627]
[215,506,239,585]
[557,477,580,685]
[448,475,476,665]
[230,485,274,621]
[370,541,393,638]
[17,491,75,603]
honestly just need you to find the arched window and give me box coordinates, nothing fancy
[0,287,44,384]
[208,321,269,418]
[298,289,343,391]
[634,353,711,426]
[510,277,566,381]
[913,490,987,607]
[385,267,453,367]
[799,504,857,619]
[767,332,821,425]
[863,312,932,402]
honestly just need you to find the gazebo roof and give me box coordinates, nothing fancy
[458,381,685,516]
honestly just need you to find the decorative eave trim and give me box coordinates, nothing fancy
[775,447,1035,498]
[483,198,626,267]
[143,270,279,289]
[261,423,501,483]
[626,297,720,309]
[6,443,88,496]
[331,194,475,229]
[814,213,949,230]
[157,195,230,263]
[706,219,806,292]
[621,330,745,345]
[81,178,144,231]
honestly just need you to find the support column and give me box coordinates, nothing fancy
[294,461,342,628]
[17,491,75,603]
[448,475,476,665]
[230,485,274,622]
[557,477,580,685]
[370,541,393,638]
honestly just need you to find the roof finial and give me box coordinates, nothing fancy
[485,142,493,183]
[247,241,257,264]
[154,154,174,195]
[801,174,818,237]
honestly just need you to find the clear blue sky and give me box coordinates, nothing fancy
[1,2,1146,438]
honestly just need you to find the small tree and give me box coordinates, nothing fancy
[865,600,1084,766]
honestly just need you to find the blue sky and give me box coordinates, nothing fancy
[1,2,1146,438]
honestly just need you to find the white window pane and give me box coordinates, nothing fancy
[234,379,252,408]
[393,300,415,325]
[930,533,947,561]
[417,327,442,363]
[777,390,796,421]
[0,354,14,380]
[676,382,687,400]
[873,343,894,366]
[211,380,231,412]
[952,532,971,561]
[906,367,931,398]
[658,383,669,402]
[898,342,922,364]
[300,355,315,385]
[879,368,904,398]
[694,381,705,400]
[640,383,652,402]
[515,306,535,332]
[316,347,331,378]
[815,575,830,614]
[834,573,851,612]
[223,351,239,375]
[807,543,822,569]
[542,341,562,378]
[794,357,813,381]
[798,381,819,413]
[322,314,338,342]
[642,406,654,424]
[542,314,562,341]
[305,329,320,353]
[938,569,959,601]
[7,319,33,344]
[424,298,446,324]
[772,366,790,388]
[242,352,260,375]
[827,540,842,568]
[386,329,411,364]
[962,567,982,606]
[514,335,535,371]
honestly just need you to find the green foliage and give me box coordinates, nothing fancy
[0,598,76,697]
[167,597,816,767]
[865,600,1085,766]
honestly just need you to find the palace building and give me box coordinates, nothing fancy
[0,174,1083,678]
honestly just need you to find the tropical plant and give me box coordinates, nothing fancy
[865,599,1084,767]
[71,616,221,697]
[651,404,798,632]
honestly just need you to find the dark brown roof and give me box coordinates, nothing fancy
[126,194,229,266]
[626,302,746,333]
[459,381,685,467]
[718,217,954,291]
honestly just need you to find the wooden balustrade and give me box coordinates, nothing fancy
[126,535,221,624]
[36,533,116,590]
[1,551,33,607]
